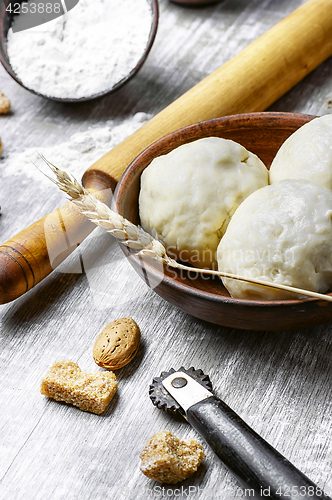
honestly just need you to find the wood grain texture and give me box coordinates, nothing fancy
[1,1,332,499]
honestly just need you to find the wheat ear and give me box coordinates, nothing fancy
[39,153,332,303]
[37,153,177,266]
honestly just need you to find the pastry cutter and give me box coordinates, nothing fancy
[149,367,331,500]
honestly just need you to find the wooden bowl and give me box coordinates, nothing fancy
[0,0,158,102]
[113,112,332,331]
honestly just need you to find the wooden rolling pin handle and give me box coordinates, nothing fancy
[82,168,117,194]
[0,172,113,304]
[1,0,332,304]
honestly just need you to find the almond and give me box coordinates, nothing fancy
[0,92,10,114]
[93,317,141,370]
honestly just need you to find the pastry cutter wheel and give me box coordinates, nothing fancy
[149,367,331,500]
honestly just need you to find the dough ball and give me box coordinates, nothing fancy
[217,179,332,300]
[139,137,268,268]
[269,114,332,189]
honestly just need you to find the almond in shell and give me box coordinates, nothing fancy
[0,92,10,114]
[93,317,141,370]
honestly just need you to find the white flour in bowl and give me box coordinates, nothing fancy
[7,0,153,99]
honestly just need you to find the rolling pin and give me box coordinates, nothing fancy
[1,0,332,305]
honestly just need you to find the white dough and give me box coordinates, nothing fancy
[269,114,332,189]
[217,179,332,300]
[139,137,268,268]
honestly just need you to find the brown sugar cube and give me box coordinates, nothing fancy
[139,430,205,484]
[40,360,117,415]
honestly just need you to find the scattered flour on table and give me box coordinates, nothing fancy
[7,0,153,99]
[1,112,151,184]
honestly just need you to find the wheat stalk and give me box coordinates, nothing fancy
[38,153,177,266]
[39,153,332,303]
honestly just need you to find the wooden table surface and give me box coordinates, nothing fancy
[1,1,332,499]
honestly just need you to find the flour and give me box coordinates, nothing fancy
[7,0,153,99]
[1,112,152,183]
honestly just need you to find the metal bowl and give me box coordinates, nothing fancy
[112,112,332,332]
[0,0,158,102]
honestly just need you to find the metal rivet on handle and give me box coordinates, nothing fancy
[171,377,188,388]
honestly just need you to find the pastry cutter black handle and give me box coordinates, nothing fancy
[188,396,327,499]
[150,368,331,500]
